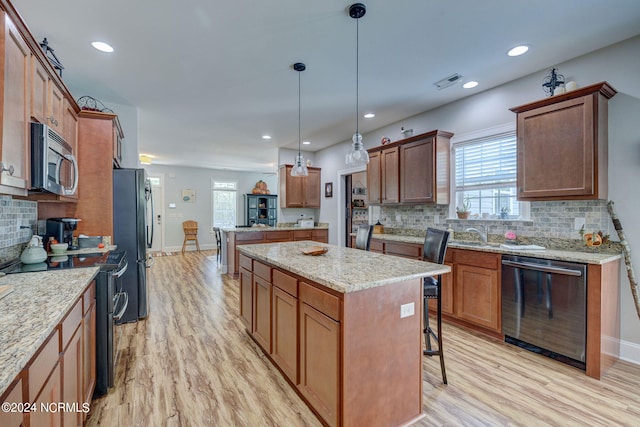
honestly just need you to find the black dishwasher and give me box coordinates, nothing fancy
[501,255,587,369]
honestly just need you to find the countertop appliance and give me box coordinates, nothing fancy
[501,255,587,369]
[46,217,81,249]
[30,122,78,196]
[2,250,128,397]
[113,168,154,323]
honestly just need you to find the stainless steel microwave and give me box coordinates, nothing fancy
[30,122,78,196]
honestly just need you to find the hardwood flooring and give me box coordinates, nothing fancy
[86,251,640,426]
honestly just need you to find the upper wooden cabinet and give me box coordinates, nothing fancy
[367,130,452,205]
[510,82,616,201]
[0,12,30,195]
[279,165,321,208]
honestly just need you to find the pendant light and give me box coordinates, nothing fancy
[345,3,369,166]
[291,62,309,177]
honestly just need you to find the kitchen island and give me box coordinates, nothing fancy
[238,240,450,427]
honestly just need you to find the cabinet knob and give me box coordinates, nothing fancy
[0,162,15,175]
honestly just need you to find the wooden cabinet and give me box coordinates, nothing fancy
[74,111,123,238]
[29,328,62,427]
[62,324,83,427]
[367,130,452,205]
[0,12,30,195]
[245,194,277,226]
[239,266,253,330]
[311,229,328,243]
[384,241,422,259]
[82,283,96,414]
[272,269,299,383]
[31,361,62,427]
[252,261,272,352]
[0,378,24,427]
[112,116,124,167]
[279,165,321,208]
[510,82,616,201]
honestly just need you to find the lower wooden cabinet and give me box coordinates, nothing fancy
[82,287,96,414]
[299,302,340,427]
[252,272,272,352]
[455,263,500,330]
[31,361,62,427]
[239,266,253,330]
[272,286,298,383]
[62,325,83,427]
[0,378,24,427]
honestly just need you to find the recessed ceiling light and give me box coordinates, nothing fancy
[302,141,311,145]
[364,113,375,119]
[262,135,272,140]
[507,45,529,57]
[91,41,114,53]
[463,81,479,89]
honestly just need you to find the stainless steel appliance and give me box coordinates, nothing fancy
[501,255,587,369]
[1,250,128,397]
[113,168,154,323]
[30,122,78,196]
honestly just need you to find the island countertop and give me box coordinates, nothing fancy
[237,240,450,293]
[0,267,99,397]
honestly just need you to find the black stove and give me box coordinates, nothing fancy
[2,251,126,274]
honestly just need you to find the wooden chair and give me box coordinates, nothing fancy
[422,227,450,384]
[354,225,374,251]
[182,220,200,254]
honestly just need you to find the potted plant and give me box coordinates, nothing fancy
[456,197,471,219]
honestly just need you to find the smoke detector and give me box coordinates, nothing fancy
[434,73,463,90]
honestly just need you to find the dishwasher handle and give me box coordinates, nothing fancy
[502,259,583,277]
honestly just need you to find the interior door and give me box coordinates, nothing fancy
[148,173,164,252]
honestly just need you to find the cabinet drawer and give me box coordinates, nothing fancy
[370,239,384,253]
[293,230,313,240]
[253,261,272,282]
[239,254,253,272]
[29,329,60,402]
[453,250,500,269]
[236,232,264,242]
[300,282,341,321]
[61,298,82,350]
[83,281,96,314]
[273,269,298,297]
[266,231,292,241]
[312,229,328,242]
[385,242,422,259]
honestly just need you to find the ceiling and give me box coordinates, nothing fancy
[15,0,640,172]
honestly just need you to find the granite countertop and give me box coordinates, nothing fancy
[47,244,117,257]
[369,233,622,265]
[222,224,329,232]
[238,240,450,294]
[0,267,99,396]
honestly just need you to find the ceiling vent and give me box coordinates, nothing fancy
[434,73,462,90]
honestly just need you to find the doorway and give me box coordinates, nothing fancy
[344,170,368,247]
[148,173,164,252]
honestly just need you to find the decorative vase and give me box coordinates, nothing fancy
[457,211,470,219]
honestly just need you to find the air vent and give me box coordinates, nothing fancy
[434,73,463,90]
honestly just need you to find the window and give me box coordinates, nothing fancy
[454,131,524,219]
[212,181,237,228]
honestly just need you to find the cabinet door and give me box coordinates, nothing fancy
[0,379,24,427]
[305,168,321,208]
[252,275,272,352]
[48,82,64,134]
[429,261,454,315]
[381,147,399,204]
[299,302,340,427]
[400,137,434,203]
[283,166,305,207]
[367,150,381,204]
[311,229,328,243]
[82,302,96,409]
[517,95,596,200]
[0,14,30,193]
[62,100,78,200]
[62,326,83,427]
[31,55,48,123]
[272,286,298,383]
[239,267,253,329]
[454,264,500,331]
[32,362,62,427]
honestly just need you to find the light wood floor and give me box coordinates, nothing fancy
[86,251,640,426]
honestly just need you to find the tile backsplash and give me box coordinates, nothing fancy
[377,199,614,249]
[0,196,38,264]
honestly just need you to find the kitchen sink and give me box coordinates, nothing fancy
[452,241,500,249]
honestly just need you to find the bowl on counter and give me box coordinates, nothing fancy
[50,243,69,254]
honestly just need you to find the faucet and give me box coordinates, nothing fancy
[465,226,488,245]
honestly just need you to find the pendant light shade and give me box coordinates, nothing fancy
[345,3,369,166]
[291,62,309,177]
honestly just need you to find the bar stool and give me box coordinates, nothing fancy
[213,227,222,264]
[182,220,200,254]
[354,225,373,251]
[422,227,450,384]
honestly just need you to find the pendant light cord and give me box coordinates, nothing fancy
[355,17,359,136]
[298,68,302,156]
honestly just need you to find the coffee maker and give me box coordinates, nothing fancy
[46,218,81,249]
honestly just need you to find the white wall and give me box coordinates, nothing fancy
[315,35,640,358]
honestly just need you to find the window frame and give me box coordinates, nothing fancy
[450,123,529,220]
[212,180,238,229]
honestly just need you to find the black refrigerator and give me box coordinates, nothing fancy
[113,168,154,323]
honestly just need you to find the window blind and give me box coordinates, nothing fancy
[455,132,517,191]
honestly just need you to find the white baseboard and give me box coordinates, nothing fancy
[619,339,640,365]
[162,244,218,253]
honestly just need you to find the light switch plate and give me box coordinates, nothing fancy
[400,302,415,318]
